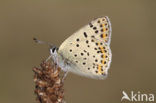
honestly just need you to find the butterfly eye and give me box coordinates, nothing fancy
[52,47,56,53]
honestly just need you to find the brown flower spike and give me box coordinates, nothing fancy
[33,61,66,103]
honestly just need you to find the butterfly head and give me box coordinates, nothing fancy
[49,46,59,63]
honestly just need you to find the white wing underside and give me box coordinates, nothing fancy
[57,16,112,79]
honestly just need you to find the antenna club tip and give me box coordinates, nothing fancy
[33,37,38,43]
[33,37,37,40]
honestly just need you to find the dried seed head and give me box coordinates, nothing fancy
[33,61,65,103]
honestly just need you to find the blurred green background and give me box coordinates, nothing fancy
[0,0,156,103]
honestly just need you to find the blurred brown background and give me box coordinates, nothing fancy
[0,0,156,103]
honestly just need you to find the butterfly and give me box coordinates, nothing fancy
[35,16,112,79]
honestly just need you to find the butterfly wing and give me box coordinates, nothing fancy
[58,16,112,79]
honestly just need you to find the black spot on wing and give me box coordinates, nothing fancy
[83,32,88,38]
[89,23,93,28]
[95,30,98,33]
[69,49,72,52]
[76,38,80,41]
[76,44,79,47]
[93,27,97,30]
[86,40,89,44]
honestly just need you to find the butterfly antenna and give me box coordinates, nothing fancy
[33,37,53,48]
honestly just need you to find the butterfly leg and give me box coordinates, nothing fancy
[62,71,69,82]
[45,55,53,62]
[61,60,70,81]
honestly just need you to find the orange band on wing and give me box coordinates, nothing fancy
[102,24,106,40]
[98,64,102,74]
[97,43,106,74]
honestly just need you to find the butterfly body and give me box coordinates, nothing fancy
[50,16,112,79]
